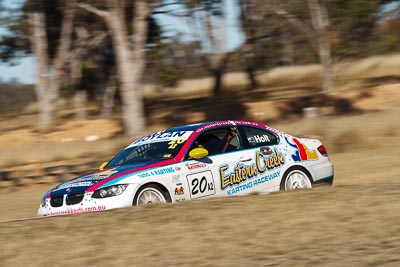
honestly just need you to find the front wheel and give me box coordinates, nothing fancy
[281,167,312,191]
[133,184,171,206]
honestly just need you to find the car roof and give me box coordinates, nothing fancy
[165,122,209,132]
[165,121,266,133]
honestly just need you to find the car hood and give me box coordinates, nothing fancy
[49,162,152,196]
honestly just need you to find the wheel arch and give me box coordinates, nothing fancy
[280,165,314,190]
[132,182,172,206]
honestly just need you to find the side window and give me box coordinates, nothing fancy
[187,127,241,158]
[240,126,278,148]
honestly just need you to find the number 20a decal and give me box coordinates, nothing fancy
[186,171,215,199]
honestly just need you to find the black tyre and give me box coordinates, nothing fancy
[280,167,313,191]
[133,184,171,206]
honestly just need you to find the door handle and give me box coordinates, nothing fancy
[239,156,252,162]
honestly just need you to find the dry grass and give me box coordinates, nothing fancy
[142,54,400,99]
[2,55,400,168]
[0,138,131,169]
[1,161,400,266]
[1,105,400,266]
[0,119,128,169]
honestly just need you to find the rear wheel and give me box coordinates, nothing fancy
[281,167,312,191]
[133,184,171,206]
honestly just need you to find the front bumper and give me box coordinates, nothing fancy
[38,184,138,217]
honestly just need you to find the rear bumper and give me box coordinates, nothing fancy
[313,175,334,186]
[309,161,334,186]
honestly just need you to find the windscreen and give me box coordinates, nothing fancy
[106,130,193,167]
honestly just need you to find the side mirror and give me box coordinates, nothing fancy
[99,162,108,170]
[189,148,209,159]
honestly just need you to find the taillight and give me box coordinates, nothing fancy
[318,145,328,157]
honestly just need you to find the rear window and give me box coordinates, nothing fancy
[241,126,278,147]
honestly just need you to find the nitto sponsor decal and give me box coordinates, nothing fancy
[285,137,318,161]
[138,167,175,178]
[129,131,193,147]
[219,148,285,190]
[185,162,207,171]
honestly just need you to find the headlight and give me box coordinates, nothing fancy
[40,194,47,207]
[91,184,128,199]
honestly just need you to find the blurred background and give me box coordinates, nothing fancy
[1,0,400,193]
[1,1,400,266]
[0,0,400,191]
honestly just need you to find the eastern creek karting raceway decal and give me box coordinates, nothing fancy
[219,148,285,195]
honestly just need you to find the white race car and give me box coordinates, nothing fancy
[38,120,334,216]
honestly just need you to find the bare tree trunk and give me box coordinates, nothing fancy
[30,10,52,130]
[107,8,145,135]
[101,84,117,118]
[71,28,88,120]
[73,91,87,120]
[281,30,294,65]
[212,68,223,96]
[48,3,75,103]
[77,1,148,136]
[246,64,258,90]
[270,0,334,92]
[318,34,334,92]
[308,0,334,92]
[29,3,75,131]
[203,52,231,97]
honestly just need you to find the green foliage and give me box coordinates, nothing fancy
[146,35,184,87]
[372,16,400,54]
[0,1,31,63]
[330,0,397,58]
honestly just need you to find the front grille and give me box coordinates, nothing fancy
[50,195,64,207]
[66,193,84,205]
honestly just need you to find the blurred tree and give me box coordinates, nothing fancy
[0,0,75,130]
[330,0,390,58]
[257,0,334,92]
[176,0,232,96]
[375,16,400,53]
[29,1,75,130]
[237,0,400,91]
[237,0,260,90]
[77,0,151,135]
[145,17,183,87]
